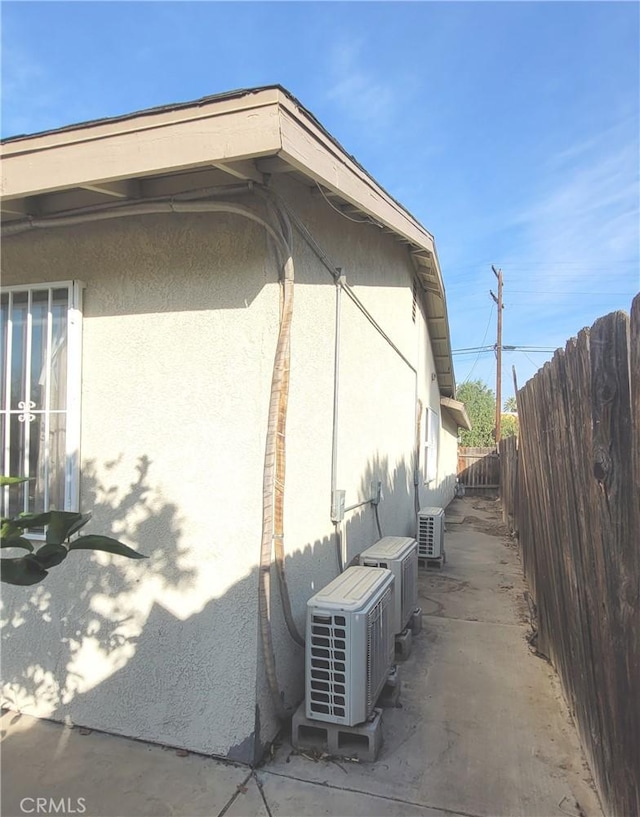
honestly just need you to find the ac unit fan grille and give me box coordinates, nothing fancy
[308,614,348,720]
[418,516,437,557]
[366,586,393,710]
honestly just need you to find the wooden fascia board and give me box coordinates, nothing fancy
[276,97,457,393]
[440,397,472,430]
[1,85,457,395]
[277,106,438,258]
[1,98,282,200]
[278,94,456,392]
[1,89,282,157]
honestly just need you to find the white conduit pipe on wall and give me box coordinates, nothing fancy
[2,195,303,720]
[270,192,418,376]
[332,275,344,572]
[415,399,423,517]
[271,193,421,570]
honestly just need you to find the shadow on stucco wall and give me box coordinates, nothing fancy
[1,453,439,765]
[1,456,196,717]
[270,453,421,740]
[352,454,417,556]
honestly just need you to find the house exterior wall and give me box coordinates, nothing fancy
[437,409,461,506]
[254,177,460,737]
[1,213,278,761]
[1,179,460,762]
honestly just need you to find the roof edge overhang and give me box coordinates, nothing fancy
[440,397,472,431]
[0,86,285,199]
[1,85,456,394]
[274,93,456,397]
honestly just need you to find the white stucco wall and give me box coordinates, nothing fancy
[254,178,461,735]
[1,212,279,762]
[1,179,460,762]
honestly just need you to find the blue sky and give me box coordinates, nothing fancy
[2,1,638,402]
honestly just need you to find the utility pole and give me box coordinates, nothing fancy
[490,266,504,444]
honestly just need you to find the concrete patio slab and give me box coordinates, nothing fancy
[256,771,459,816]
[265,497,603,817]
[0,710,249,817]
[224,776,270,817]
[0,497,604,817]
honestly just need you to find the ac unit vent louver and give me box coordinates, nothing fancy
[417,507,445,559]
[360,537,418,635]
[306,566,394,726]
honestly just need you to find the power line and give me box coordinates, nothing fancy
[502,345,557,352]
[460,302,494,384]
[491,261,639,269]
[447,260,638,270]
[509,290,634,296]
[455,349,496,356]
[522,350,545,370]
[453,345,556,355]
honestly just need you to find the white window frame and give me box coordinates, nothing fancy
[1,281,83,522]
[424,406,440,484]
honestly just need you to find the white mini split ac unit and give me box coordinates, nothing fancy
[417,507,445,559]
[306,566,395,726]
[360,537,418,636]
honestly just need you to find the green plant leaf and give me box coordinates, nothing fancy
[0,475,29,487]
[69,535,147,560]
[1,519,34,551]
[0,555,48,585]
[14,512,52,529]
[66,512,92,539]
[34,543,68,569]
[45,511,86,545]
[1,536,34,551]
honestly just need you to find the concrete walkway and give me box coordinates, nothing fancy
[1,497,603,817]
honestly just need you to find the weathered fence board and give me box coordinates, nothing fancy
[457,446,499,489]
[501,296,639,817]
[498,435,518,531]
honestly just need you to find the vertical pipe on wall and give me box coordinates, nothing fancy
[415,299,424,518]
[257,251,303,717]
[415,399,423,516]
[331,273,344,571]
[258,193,305,651]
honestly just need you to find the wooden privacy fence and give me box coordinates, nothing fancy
[457,446,499,489]
[500,296,639,817]
[498,434,518,531]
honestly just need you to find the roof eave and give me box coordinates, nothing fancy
[440,397,472,431]
[1,86,456,392]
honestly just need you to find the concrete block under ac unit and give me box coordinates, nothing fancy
[292,700,383,762]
